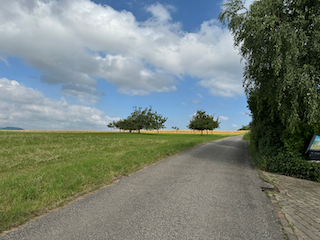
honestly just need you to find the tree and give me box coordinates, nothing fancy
[188,110,220,136]
[238,125,249,131]
[126,106,150,133]
[205,114,220,135]
[152,111,168,134]
[108,106,167,133]
[107,122,114,131]
[108,119,130,132]
[172,126,179,133]
[219,0,320,157]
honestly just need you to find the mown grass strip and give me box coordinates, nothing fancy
[0,132,233,233]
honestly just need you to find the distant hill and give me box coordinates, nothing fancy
[0,127,24,130]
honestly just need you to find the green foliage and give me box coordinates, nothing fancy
[220,0,320,181]
[249,143,320,182]
[108,106,167,133]
[172,126,179,133]
[238,125,249,130]
[187,110,220,135]
[242,131,250,141]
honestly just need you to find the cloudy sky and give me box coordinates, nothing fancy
[0,0,252,131]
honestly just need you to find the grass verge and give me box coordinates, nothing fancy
[0,132,231,233]
[242,131,250,141]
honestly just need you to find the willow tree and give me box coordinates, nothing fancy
[219,0,320,156]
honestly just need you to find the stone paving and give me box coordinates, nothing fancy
[261,171,320,240]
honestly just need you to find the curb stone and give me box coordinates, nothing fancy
[258,170,298,240]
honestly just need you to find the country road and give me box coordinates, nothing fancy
[1,135,284,240]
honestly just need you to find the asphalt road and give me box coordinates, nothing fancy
[1,135,284,240]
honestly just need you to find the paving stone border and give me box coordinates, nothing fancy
[258,170,297,240]
[260,170,320,240]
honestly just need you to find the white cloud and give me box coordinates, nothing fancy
[219,116,229,121]
[192,99,200,104]
[221,0,255,11]
[60,83,104,104]
[0,78,119,130]
[0,0,244,101]
[197,93,203,99]
[199,76,243,97]
[0,56,10,67]
[232,124,238,128]
[146,3,175,22]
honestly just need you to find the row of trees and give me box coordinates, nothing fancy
[108,107,220,135]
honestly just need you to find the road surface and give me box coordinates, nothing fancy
[1,135,284,239]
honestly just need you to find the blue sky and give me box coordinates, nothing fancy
[0,0,252,131]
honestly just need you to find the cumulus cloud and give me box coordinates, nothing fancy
[199,76,243,97]
[0,78,119,130]
[0,0,244,101]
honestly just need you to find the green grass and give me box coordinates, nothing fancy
[0,132,231,233]
[242,131,250,141]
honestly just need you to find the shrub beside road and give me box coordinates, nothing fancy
[243,131,320,182]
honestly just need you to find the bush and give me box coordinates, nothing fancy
[248,133,320,182]
[242,131,250,141]
[248,125,320,182]
[268,153,320,181]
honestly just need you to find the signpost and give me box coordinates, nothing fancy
[305,133,320,160]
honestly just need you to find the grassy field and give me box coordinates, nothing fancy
[0,131,234,233]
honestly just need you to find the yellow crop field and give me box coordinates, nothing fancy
[15,130,248,134]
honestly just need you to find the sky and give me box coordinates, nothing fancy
[0,0,252,131]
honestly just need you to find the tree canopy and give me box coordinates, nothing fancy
[238,125,250,131]
[108,106,167,133]
[188,110,220,135]
[219,0,320,156]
